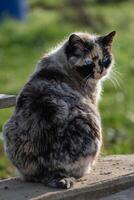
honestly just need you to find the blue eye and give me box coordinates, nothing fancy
[102,57,111,68]
[84,59,92,66]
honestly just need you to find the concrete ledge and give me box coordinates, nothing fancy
[101,186,134,200]
[0,94,16,109]
[0,155,134,200]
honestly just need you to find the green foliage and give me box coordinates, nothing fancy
[0,0,134,178]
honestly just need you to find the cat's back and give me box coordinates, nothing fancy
[11,63,85,130]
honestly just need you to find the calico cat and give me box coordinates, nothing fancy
[3,31,116,189]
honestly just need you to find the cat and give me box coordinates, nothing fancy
[3,31,116,189]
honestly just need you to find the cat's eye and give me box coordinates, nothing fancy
[84,59,92,66]
[101,57,111,68]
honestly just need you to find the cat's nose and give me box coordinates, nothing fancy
[84,59,93,66]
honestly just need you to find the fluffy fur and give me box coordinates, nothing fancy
[3,31,116,189]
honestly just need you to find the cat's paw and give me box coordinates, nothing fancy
[47,177,75,189]
[58,177,75,189]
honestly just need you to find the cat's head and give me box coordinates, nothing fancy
[65,31,116,81]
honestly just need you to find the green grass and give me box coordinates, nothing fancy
[0,0,134,178]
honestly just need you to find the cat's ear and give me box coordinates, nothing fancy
[99,31,116,47]
[69,34,84,49]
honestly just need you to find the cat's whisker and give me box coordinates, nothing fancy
[112,69,123,78]
[108,70,120,89]
[112,66,121,73]
[111,70,124,87]
[81,75,89,88]
[112,74,122,83]
[113,73,123,85]
[111,75,121,89]
[108,77,117,88]
[85,75,91,88]
[81,74,92,88]
[113,69,122,76]
[111,71,121,82]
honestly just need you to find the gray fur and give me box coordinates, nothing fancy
[3,31,115,189]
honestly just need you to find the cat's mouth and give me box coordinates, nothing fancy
[75,63,110,80]
[95,68,108,80]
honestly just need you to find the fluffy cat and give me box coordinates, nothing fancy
[3,31,116,189]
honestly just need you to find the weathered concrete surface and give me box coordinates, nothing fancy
[0,94,16,109]
[0,155,134,200]
[100,186,134,200]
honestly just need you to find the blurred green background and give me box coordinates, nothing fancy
[0,0,134,178]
